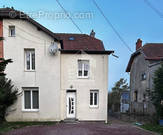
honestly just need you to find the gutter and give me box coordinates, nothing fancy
[60,49,114,55]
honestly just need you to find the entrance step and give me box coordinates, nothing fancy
[63,118,79,123]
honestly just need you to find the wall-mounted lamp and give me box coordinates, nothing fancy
[70,85,73,89]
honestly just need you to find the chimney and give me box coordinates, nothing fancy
[136,38,142,50]
[90,29,95,38]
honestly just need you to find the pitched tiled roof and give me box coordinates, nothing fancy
[0,8,114,55]
[143,43,163,60]
[55,33,105,51]
[126,43,163,72]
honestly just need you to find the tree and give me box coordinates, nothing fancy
[108,78,129,112]
[0,58,12,76]
[0,58,18,123]
[150,64,163,120]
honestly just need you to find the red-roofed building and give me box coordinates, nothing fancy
[0,8,114,122]
[126,39,163,115]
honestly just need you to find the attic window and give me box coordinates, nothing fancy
[9,26,15,37]
[69,37,75,41]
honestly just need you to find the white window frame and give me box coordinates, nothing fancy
[22,88,39,112]
[9,25,16,37]
[77,60,89,78]
[90,90,99,108]
[24,49,35,71]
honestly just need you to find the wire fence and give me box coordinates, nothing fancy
[108,102,157,124]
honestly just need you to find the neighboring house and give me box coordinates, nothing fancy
[120,91,130,113]
[0,8,113,122]
[126,39,163,115]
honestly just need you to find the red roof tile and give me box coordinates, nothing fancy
[142,43,163,60]
[55,33,105,51]
[126,43,163,72]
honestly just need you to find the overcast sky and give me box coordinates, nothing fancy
[1,0,163,90]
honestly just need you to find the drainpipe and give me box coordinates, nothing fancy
[106,92,108,123]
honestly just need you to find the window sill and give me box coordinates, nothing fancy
[22,109,39,112]
[8,36,16,37]
[24,70,36,72]
[77,76,89,79]
[89,106,99,109]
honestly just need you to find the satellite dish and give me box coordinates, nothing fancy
[49,43,58,55]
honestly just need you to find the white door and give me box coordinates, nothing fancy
[66,92,76,118]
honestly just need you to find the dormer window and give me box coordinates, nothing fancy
[69,37,75,41]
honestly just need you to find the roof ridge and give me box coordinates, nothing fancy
[54,33,85,35]
[143,43,163,46]
[55,33,103,42]
[142,43,163,50]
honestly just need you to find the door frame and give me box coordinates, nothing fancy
[66,90,76,118]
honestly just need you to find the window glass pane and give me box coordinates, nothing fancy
[11,28,15,36]
[78,60,83,76]
[24,91,31,109]
[78,60,82,70]
[69,98,71,114]
[9,26,15,36]
[90,92,93,105]
[94,93,97,105]
[31,51,35,70]
[26,51,30,70]
[32,91,39,109]
[78,70,82,76]
[84,71,88,76]
[84,62,89,71]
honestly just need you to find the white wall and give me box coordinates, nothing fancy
[3,19,61,121]
[61,53,108,122]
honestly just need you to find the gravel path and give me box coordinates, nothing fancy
[3,121,156,135]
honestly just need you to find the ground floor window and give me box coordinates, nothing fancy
[134,91,138,102]
[23,88,39,111]
[90,90,99,107]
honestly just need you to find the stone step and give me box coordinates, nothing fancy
[63,118,79,123]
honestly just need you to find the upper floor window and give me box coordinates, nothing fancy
[9,26,15,37]
[90,90,99,107]
[141,73,146,80]
[23,88,39,111]
[25,49,35,71]
[78,60,89,78]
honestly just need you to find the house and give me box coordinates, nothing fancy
[0,8,113,122]
[126,39,163,115]
[120,91,130,113]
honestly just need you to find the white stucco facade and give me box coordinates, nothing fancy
[3,19,61,121]
[61,54,108,122]
[2,18,109,122]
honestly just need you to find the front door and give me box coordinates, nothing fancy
[66,92,76,118]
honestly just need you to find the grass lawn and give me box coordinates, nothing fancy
[0,121,56,134]
[140,124,163,135]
